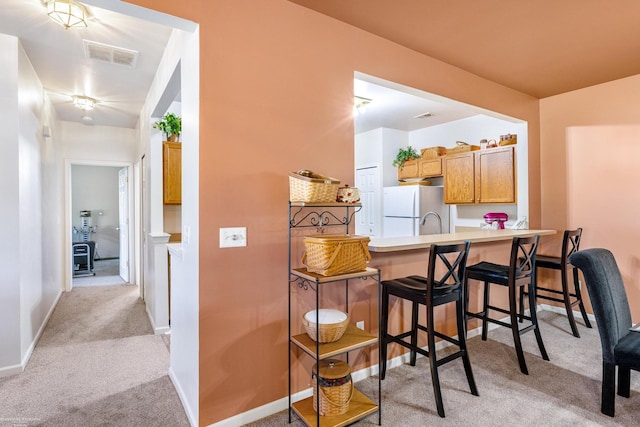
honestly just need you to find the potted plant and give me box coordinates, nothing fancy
[153,112,182,142]
[392,146,421,168]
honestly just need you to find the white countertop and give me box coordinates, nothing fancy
[368,229,557,252]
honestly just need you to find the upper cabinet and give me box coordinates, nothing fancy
[163,141,182,205]
[443,152,476,204]
[397,159,419,180]
[396,157,444,180]
[419,157,443,178]
[443,146,515,204]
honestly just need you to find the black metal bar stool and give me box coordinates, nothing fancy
[520,228,592,337]
[464,235,549,375]
[380,241,478,418]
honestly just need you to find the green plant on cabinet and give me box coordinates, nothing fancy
[153,112,182,142]
[392,146,421,168]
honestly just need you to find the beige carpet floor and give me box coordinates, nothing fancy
[0,284,189,427]
[247,311,640,426]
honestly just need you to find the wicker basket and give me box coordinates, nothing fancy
[303,309,349,343]
[289,171,340,203]
[312,359,353,416]
[420,146,446,159]
[302,234,371,276]
[447,141,480,154]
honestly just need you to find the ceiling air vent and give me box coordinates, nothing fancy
[83,40,139,68]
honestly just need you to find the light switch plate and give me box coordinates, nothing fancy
[220,227,247,248]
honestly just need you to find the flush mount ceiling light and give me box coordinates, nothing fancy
[354,96,372,109]
[72,95,97,111]
[413,112,434,119]
[354,96,372,115]
[46,0,88,30]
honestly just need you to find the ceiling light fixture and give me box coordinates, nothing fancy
[413,112,434,119]
[354,96,372,109]
[354,96,372,115]
[46,0,88,30]
[72,95,96,111]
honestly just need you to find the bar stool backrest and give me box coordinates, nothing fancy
[511,235,540,280]
[561,228,583,264]
[428,241,471,296]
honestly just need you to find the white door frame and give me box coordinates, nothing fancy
[64,159,136,292]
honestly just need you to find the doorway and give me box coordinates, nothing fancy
[65,161,135,291]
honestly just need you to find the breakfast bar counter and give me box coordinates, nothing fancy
[368,229,557,253]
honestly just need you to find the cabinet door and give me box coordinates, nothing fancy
[443,153,475,204]
[163,141,182,205]
[397,159,419,179]
[476,146,515,203]
[418,158,442,177]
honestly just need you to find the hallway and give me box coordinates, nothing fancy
[0,285,188,427]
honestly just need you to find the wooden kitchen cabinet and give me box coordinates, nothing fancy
[163,141,182,205]
[443,146,515,204]
[397,159,419,179]
[418,157,443,177]
[443,152,476,204]
[475,146,516,203]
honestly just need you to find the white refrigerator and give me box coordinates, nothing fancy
[383,186,450,238]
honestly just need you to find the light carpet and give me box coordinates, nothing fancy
[247,311,640,426]
[0,284,189,427]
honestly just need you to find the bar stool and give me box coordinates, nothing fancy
[464,235,549,375]
[380,241,478,418]
[520,228,592,337]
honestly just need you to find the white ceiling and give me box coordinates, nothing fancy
[2,1,478,133]
[354,75,502,134]
[0,0,176,128]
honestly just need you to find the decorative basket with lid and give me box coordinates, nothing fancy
[289,170,340,203]
[302,234,371,276]
[312,359,353,416]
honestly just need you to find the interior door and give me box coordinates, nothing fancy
[355,166,380,236]
[118,167,130,282]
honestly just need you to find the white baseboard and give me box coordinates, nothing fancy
[169,367,198,427]
[0,289,62,379]
[207,305,594,426]
[146,306,171,335]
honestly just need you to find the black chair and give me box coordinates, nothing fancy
[569,248,640,417]
[380,241,477,418]
[520,228,592,337]
[464,235,549,375]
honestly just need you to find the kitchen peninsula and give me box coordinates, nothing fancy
[368,229,556,253]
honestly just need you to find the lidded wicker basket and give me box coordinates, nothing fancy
[303,309,348,343]
[312,359,353,416]
[302,234,371,276]
[289,170,340,203]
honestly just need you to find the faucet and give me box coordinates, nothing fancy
[420,211,443,234]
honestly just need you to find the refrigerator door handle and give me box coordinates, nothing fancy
[412,192,418,236]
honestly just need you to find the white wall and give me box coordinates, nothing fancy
[0,34,22,373]
[0,34,63,377]
[139,27,200,426]
[72,166,121,258]
[61,122,137,161]
[355,127,408,188]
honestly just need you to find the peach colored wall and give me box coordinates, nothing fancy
[130,1,542,424]
[540,76,640,318]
